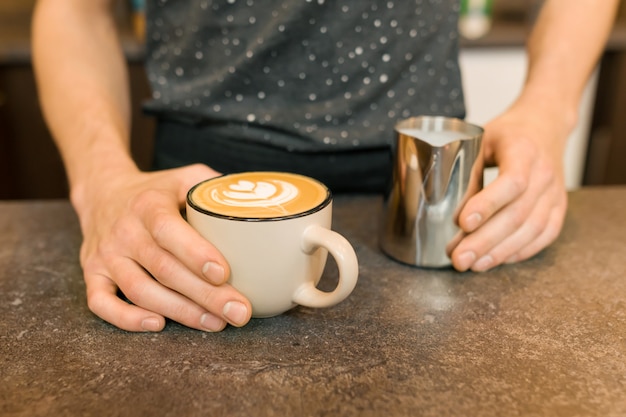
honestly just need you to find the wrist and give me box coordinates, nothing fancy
[511,85,579,140]
[69,153,140,216]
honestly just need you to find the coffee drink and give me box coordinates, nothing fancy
[188,171,330,219]
[186,171,358,318]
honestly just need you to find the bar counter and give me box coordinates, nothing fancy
[1,188,625,416]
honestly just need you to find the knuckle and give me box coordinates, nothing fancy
[506,208,526,230]
[148,255,176,283]
[118,276,147,304]
[538,161,557,179]
[86,289,105,315]
[109,216,134,242]
[535,162,559,188]
[130,189,165,214]
[130,193,177,240]
[484,198,501,218]
[149,210,174,243]
[196,286,223,312]
[507,173,529,196]
[542,221,562,246]
[526,220,543,239]
[81,255,102,278]
[169,302,199,324]
[79,242,94,268]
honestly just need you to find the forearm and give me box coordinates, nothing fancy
[32,0,137,208]
[516,0,619,135]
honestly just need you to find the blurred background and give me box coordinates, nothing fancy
[1,0,625,199]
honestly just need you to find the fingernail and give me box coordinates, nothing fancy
[465,213,482,231]
[141,317,162,332]
[473,255,494,272]
[200,313,226,332]
[457,251,476,271]
[202,261,225,284]
[223,301,249,326]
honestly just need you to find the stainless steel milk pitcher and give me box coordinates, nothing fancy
[380,116,484,268]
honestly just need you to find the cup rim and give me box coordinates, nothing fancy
[186,171,332,222]
[394,115,484,143]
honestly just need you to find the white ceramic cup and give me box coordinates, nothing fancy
[186,171,359,318]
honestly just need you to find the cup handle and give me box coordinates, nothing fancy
[292,225,359,308]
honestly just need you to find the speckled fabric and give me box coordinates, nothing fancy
[143,0,465,153]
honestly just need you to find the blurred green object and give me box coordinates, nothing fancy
[130,0,145,41]
[459,0,494,40]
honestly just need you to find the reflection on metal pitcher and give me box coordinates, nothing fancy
[380,116,484,268]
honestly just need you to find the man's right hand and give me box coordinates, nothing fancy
[73,164,252,332]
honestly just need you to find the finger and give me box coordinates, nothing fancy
[506,205,566,264]
[445,230,465,258]
[131,235,251,328]
[458,169,530,233]
[143,206,230,285]
[451,188,536,271]
[85,272,166,332]
[453,175,566,272]
[153,257,252,328]
[451,145,555,271]
[130,167,230,286]
[468,193,553,272]
[109,256,229,332]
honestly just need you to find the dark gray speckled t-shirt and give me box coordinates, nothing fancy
[143,0,465,153]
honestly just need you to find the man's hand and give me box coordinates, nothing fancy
[74,164,252,332]
[448,105,568,272]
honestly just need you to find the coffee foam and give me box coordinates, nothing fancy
[189,172,330,219]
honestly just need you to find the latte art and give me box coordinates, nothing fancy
[189,172,330,219]
[214,180,299,212]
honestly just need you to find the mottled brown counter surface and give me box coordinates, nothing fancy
[1,188,625,417]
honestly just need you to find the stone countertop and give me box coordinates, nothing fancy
[1,188,626,417]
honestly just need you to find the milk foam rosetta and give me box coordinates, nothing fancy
[189,172,330,218]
